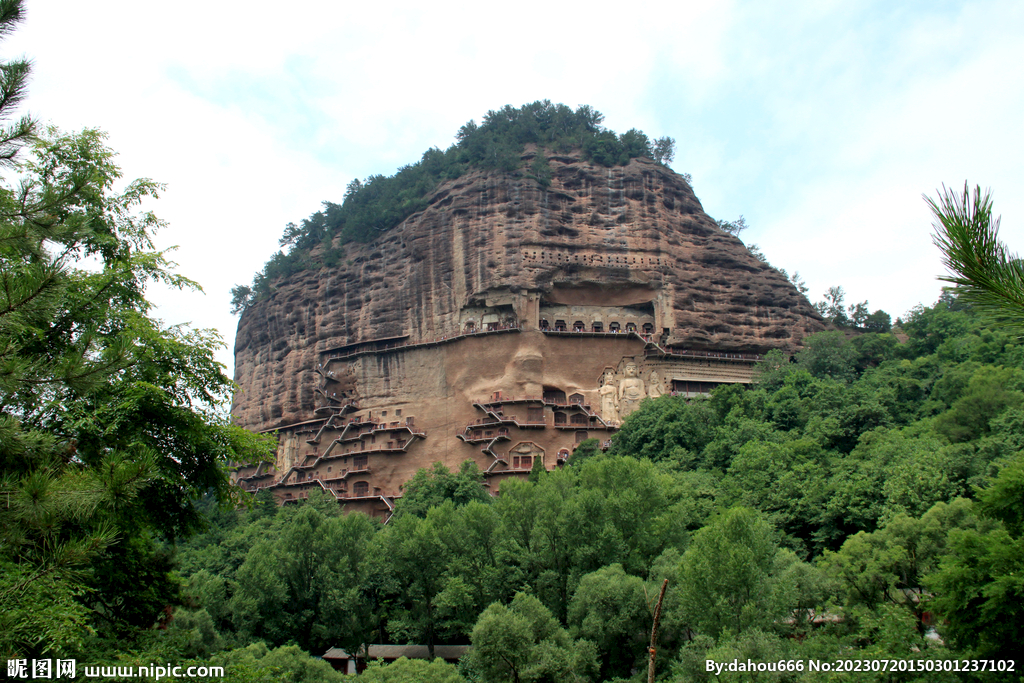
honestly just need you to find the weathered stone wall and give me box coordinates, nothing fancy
[235,331,764,510]
[231,150,825,511]
[233,151,822,434]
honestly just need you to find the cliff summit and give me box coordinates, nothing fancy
[231,104,823,513]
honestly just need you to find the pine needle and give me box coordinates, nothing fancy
[926,182,1024,331]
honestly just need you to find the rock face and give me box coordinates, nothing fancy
[232,150,823,512]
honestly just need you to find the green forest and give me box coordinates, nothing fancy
[229,101,677,313]
[3,0,1024,680]
[151,298,1022,683]
[12,240,1024,683]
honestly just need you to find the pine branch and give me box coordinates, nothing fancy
[927,182,1024,330]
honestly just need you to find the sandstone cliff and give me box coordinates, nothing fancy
[233,150,822,434]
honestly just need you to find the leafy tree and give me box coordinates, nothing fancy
[653,136,676,165]
[814,428,959,545]
[166,605,227,658]
[196,642,345,683]
[427,501,509,640]
[392,461,491,518]
[716,216,748,238]
[573,456,689,575]
[230,503,378,654]
[0,8,272,653]
[565,437,600,466]
[644,549,689,665]
[527,454,546,483]
[673,628,789,683]
[230,284,253,315]
[567,564,649,680]
[724,440,828,550]
[752,349,795,391]
[465,592,598,683]
[583,130,627,166]
[926,454,1024,660]
[374,501,475,657]
[795,330,859,382]
[513,468,582,623]
[820,498,986,625]
[701,417,783,472]
[746,243,769,264]
[863,309,892,332]
[610,395,717,464]
[850,331,899,372]
[361,657,466,683]
[789,270,809,296]
[837,605,958,682]
[900,298,972,357]
[528,151,552,189]
[677,507,793,639]
[976,451,1024,536]
[847,300,870,327]
[619,128,652,159]
[492,457,690,625]
[933,365,1023,443]
[814,285,849,325]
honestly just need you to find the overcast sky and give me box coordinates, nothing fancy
[10,0,1023,377]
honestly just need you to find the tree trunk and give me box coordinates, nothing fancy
[648,579,669,683]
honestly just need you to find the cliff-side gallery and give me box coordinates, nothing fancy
[231,147,823,515]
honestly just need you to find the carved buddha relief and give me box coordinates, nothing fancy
[647,371,665,399]
[277,432,300,472]
[617,361,646,418]
[599,369,619,423]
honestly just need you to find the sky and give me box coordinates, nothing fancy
[9,0,1024,377]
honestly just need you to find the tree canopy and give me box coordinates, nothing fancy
[159,293,1024,680]
[9,0,1023,672]
[232,101,677,311]
[0,0,272,659]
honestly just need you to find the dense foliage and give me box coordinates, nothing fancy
[231,101,676,312]
[0,130,275,658]
[157,294,1024,681]
[10,0,1023,675]
[0,0,273,665]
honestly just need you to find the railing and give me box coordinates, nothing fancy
[541,328,763,361]
[554,420,598,429]
[468,417,505,426]
[476,394,594,409]
[328,432,425,455]
[459,428,511,444]
[341,467,371,480]
[471,397,613,429]
[335,424,426,441]
[542,328,646,337]
[323,324,521,363]
[663,348,764,361]
[317,394,358,407]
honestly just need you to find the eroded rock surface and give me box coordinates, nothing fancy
[234,152,820,431]
[231,152,823,511]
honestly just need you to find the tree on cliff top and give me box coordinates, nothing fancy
[232,101,680,312]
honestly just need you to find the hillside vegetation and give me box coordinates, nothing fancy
[160,293,1024,682]
[231,101,676,312]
